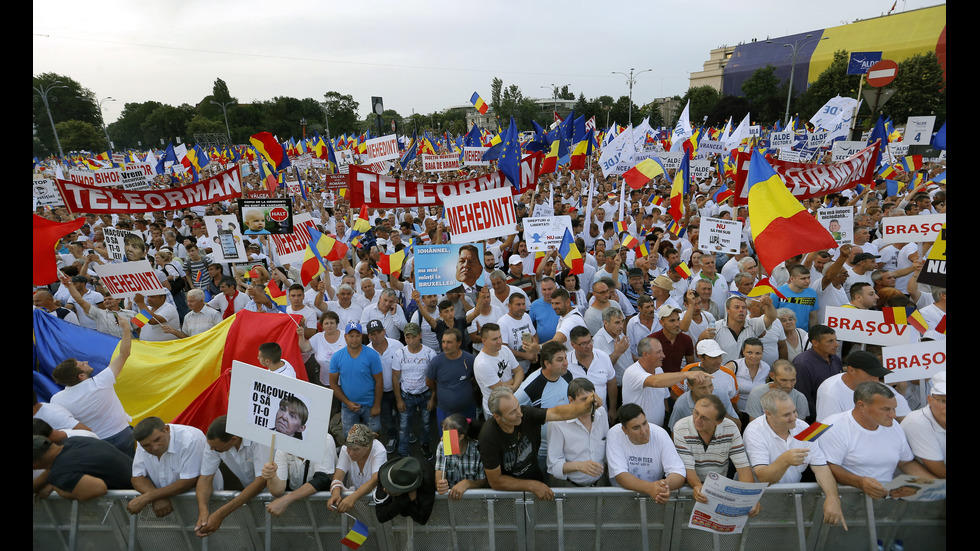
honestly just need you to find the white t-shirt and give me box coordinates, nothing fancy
[607,422,685,486]
[337,440,387,491]
[900,404,946,464]
[621,363,669,427]
[743,416,827,483]
[497,312,536,373]
[819,409,914,483]
[51,368,131,438]
[474,347,520,416]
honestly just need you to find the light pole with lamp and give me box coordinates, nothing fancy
[34,79,67,158]
[611,68,652,127]
[767,35,827,126]
[210,99,235,144]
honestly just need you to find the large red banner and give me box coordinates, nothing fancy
[56,166,243,213]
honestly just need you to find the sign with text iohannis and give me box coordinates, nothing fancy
[524,215,573,252]
[443,186,517,244]
[817,206,853,246]
[823,306,919,346]
[271,212,320,265]
[226,361,333,463]
[422,153,462,172]
[882,340,946,384]
[203,215,248,263]
[413,243,485,295]
[93,259,167,299]
[879,214,945,244]
[916,224,945,287]
[698,216,742,255]
[463,147,490,166]
[364,135,400,162]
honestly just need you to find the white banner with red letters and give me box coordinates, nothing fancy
[463,147,490,166]
[882,340,946,384]
[733,142,879,206]
[56,166,243,213]
[443,186,517,244]
[879,214,945,243]
[422,154,462,172]
[364,135,400,162]
[93,260,167,299]
[823,306,919,346]
[271,213,320,265]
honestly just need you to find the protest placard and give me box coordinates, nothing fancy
[33,178,61,207]
[463,147,490,166]
[823,306,919,346]
[227,361,334,463]
[203,215,247,262]
[413,243,485,295]
[770,131,794,149]
[688,472,767,535]
[882,340,946,384]
[817,207,854,246]
[904,116,937,146]
[524,216,573,252]
[364,135,400,162]
[698,217,742,255]
[831,141,867,161]
[422,153,462,172]
[917,224,945,287]
[103,227,145,262]
[880,214,945,243]
[93,259,167,299]
[443,187,516,244]
[238,198,293,235]
[270,213,320,265]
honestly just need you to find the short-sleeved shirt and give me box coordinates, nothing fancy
[622,363,670,428]
[793,350,843,418]
[819,409,914,483]
[607,422,685,486]
[200,438,267,485]
[567,349,617,404]
[651,329,695,374]
[337,440,387,490]
[51,368,131,439]
[672,416,749,481]
[774,285,819,330]
[391,345,438,395]
[329,346,383,406]
[132,424,207,487]
[901,404,946,464]
[528,298,560,343]
[479,406,548,482]
[426,352,477,414]
[475,348,521,416]
[743,416,827,483]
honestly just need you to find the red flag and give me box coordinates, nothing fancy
[33,215,85,285]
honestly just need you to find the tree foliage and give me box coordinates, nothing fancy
[323,91,360,136]
[55,120,106,153]
[792,50,862,124]
[677,86,722,125]
[881,52,946,125]
[33,73,101,155]
[741,65,786,125]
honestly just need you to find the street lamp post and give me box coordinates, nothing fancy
[768,35,827,126]
[540,83,569,122]
[34,79,67,158]
[85,95,116,150]
[611,68,652,126]
[210,100,235,144]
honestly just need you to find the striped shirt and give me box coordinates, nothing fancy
[672,416,749,481]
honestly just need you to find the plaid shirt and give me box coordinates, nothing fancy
[435,439,486,488]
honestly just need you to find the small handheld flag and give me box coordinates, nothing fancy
[131,308,152,329]
[442,429,461,456]
[340,519,369,549]
[794,422,832,442]
[748,277,786,300]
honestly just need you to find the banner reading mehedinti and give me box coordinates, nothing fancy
[346,153,541,208]
[732,142,879,206]
[55,166,243,213]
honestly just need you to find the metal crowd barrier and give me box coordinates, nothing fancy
[33,485,945,551]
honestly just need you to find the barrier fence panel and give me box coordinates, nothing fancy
[33,486,945,551]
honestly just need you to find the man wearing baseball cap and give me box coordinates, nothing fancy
[815,351,911,422]
[901,371,946,478]
[329,321,384,435]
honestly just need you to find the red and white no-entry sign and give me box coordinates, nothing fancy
[866,60,899,87]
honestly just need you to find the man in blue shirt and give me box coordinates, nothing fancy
[329,321,384,435]
[775,265,819,330]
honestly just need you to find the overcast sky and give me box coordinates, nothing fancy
[33,0,942,124]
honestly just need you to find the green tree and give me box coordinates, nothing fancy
[707,96,751,128]
[882,52,946,125]
[141,103,195,145]
[197,77,238,125]
[108,101,163,149]
[56,120,106,152]
[678,86,722,125]
[323,91,360,136]
[186,114,226,136]
[793,50,862,125]
[741,65,786,125]
[33,73,101,155]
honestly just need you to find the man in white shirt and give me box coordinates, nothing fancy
[900,371,946,478]
[622,337,710,428]
[474,323,525,416]
[257,342,296,379]
[134,292,180,341]
[285,283,319,339]
[744,390,845,528]
[605,403,685,503]
[819,382,934,499]
[129,417,207,517]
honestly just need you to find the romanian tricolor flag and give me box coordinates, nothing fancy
[532,251,547,273]
[748,277,786,300]
[899,155,923,173]
[250,132,288,171]
[879,164,898,180]
[131,308,152,329]
[712,186,734,204]
[668,154,690,223]
[351,204,373,238]
[882,305,929,334]
[614,221,629,233]
[665,220,685,238]
[674,262,692,278]
[301,228,348,286]
[264,280,288,312]
[539,140,560,176]
[378,250,406,279]
[620,234,639,250]
[568,130,596,171]
[745,151,837,274]
[470,92,489,115]
[635,243,652,258]
[623,158,667,190]
[340,519,369,550]
[558,228,583,275]
[794,422,832,442]
[442,429,461,455]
